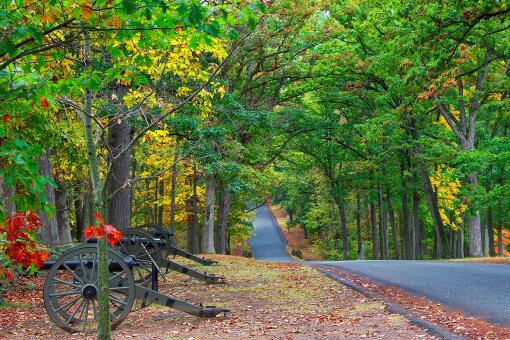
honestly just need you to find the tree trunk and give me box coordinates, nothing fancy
[74,184,85,241]
[387,189,400,259]
[37,149,60,245]
[486,208,495,256]
[466,173,482,257]
[497,203,504,256]
[0,175,16,216]
[188,163,200,253]
[412,187,422,260]
[400,158,412,259]
[370,201,379,259]
[420,169,444,258]
[201,173,216,253]
[54,177,73,244]
[83,28,110,340]
[217,182,231,255]
[378,186,389,259]
[336,200,349,261]
[356,195,364,259]
[107,120,131,229]
[169,141,179,236]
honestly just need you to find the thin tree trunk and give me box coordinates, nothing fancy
[83,28,110,340]
[74,184,84,240]
[400,161,411,259]
[190,162,200,253]
[54,177,73,244]
[158,180,164,228]
[202,173,216,253]
[497,203,504,256]
[0,175,16,216]
[337,200,349,260]
[487,208,495,257]
[370,201,379,259]
[412,187,422,260]
[37,149,60,245]
[169,140,179,236]
[356,195,364,259]
[378,185,389,259]
[387,189,400,259]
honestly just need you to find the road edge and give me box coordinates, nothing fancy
[315,266,465,340]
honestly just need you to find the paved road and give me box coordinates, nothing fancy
[317,260,510,326]
[249,204,510,326]
[248,204,295,262]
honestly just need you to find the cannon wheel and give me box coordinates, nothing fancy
[116,229,162,288]
[136,223,174,257]
[43,244,135,333]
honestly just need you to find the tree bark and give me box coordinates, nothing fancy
[0,175,16,216]
[497,203,504,256]
[412,187,422,260]
[378,185,389,259]
[107,120,131,229]
[420,169,444,258]
[188,163,200,253]
[387,188,400,259]
[487,207,495,257]
[54,177,73,244]
[400,161,412,259]
[356,195,364,259]
[466,173,482,257]
[217,182,231,255]
[37,149,60,245]
[169,140,179,236]
[336,200,349,260]
[201,173,216,253]
[370,201,379,259]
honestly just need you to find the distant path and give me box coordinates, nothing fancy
[249,204,510,326]
[248,204,296,262]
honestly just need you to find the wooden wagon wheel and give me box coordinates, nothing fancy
[43,244,135,334]
[118,229,163,281]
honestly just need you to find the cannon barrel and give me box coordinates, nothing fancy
[86,236,165,247]
[41,256,136,271]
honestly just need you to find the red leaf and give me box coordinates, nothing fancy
[83,226,96,240]
[3,114,10,123]
[40,97,49,109]
[94,212,104,225]
[6,269,14,282]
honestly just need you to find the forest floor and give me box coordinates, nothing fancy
[0,255,430,339]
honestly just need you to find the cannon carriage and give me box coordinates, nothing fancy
[42,244,227,334]
[41,227,228,334]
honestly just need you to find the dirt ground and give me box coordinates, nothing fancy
[0,255,432,339]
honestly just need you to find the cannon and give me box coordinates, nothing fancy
[42,244,227,334]
[116,229,225,285]
[136,223,218,266]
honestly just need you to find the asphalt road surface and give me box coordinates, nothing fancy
[248,204,295,262]
[249,204,510,326]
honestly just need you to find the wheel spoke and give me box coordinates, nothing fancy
[78,254,89,282]
[49,289,81,297]
[82,300,90,331]
[66,298,85,325]
[109,294,128,307]
[52,277,82,289]
[63,263,84,284]
[54,295,81,313]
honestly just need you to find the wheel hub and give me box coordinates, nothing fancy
[81,284,97,300]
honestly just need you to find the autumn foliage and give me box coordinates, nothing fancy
[0,211,49,284]
[83,213,123,246]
